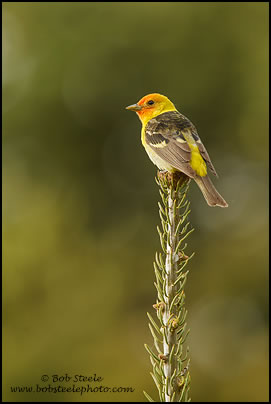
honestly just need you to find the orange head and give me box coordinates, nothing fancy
[126,93,176,124]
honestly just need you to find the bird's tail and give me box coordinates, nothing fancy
[194,175,228,208]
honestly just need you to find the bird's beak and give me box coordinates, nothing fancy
[125,103,142,111]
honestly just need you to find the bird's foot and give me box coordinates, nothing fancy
[157,170,189,189]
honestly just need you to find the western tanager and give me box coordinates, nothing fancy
[126,93,228,208]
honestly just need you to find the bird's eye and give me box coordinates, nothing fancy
[147,100,155,105]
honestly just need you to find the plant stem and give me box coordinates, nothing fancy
[163,180,181,401]
[144,171,193,403]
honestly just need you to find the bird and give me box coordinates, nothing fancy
[126,93,228,207]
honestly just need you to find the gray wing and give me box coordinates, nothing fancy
[145,111,218,177]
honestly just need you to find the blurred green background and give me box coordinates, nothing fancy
[3,2,269,402]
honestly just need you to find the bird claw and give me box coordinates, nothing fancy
[157,170,189,188]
